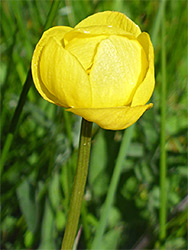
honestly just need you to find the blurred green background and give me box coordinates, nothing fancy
[0,0,187,249]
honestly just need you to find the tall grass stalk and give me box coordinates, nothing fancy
[159,0,167,247]
[151,0,167,47]
[0,0,60,175]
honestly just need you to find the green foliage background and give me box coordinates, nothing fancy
[1,0,187,249]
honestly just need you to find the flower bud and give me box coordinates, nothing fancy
[32,11,155,130]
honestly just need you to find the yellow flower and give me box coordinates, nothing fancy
[32,11,155,130]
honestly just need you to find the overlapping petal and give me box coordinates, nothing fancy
[64,25,135,71]
[68,104,153,130]
[90,35,148,108]
[75,11,141,37]
[65,35,107,71]
[64,25,134,44]
[131,32,155,106]
[32,26,73,105]
[32,34,92,108]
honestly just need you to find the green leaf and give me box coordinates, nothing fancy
[49,171,61,210]
[16,179,37,232]
[89,130,108,197]
[100,227,122,250]
[39,197,56,249]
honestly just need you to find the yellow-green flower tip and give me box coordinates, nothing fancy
[31,11,155,130]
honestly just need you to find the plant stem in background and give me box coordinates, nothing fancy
[0,70,32,174]
[43,0,61,31]
[0,0,60,175]
[159,0,167,248]
[61,118,92,250]
[151,0,166,47]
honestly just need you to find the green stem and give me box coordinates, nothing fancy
[61,118,92,250]
[0,133,14,175]
[159,0,167,247]
[43,0,61,31]
[91,125,134,249]
[151,0,167,48]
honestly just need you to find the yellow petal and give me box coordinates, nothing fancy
[75,11,141,37]
[67,104,153,130]
[131,32,155,106]
[33,36,92,108]
[65,35,107,71]
[32,26,73,105]
[64,25,134,43]
[90,35,148,108]
[37,26,73,46]
[64,25,135,71]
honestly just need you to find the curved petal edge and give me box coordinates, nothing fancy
[31,26,73,105]
[75,11,141,37]
[131,32,155,106]
[67,103,153,130]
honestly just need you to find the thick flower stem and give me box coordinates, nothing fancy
[61,118,92,250]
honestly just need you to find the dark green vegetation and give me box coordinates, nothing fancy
[1,0,187,249]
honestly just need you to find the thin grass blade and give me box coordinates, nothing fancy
[0,0,61,175]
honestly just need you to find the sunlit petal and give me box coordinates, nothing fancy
[75,11,141,37]
[65,35,106,71]
[33,37,92,108]
[90,35,148,107]
[32,26,73,105]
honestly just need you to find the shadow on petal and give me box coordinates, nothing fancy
[67,104,153,130]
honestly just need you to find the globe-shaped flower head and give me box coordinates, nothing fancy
[32,11,155,130]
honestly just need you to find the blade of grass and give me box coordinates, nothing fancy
[159,0,167,247]
[1,29,17,107]
[151,0,167,47]
[10,1,33,58]
[112,0,124,13]
[27,0,41,32]
[0,0,61,175]
[0,70,32,175]
[43,0,60,31]
[65,0,76,27]
[63,109,73,148]
[39,197,56,249]
[1,8,26,83]
[1,2,15,42]
[81,200,90,244]
[91,125,134,250]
